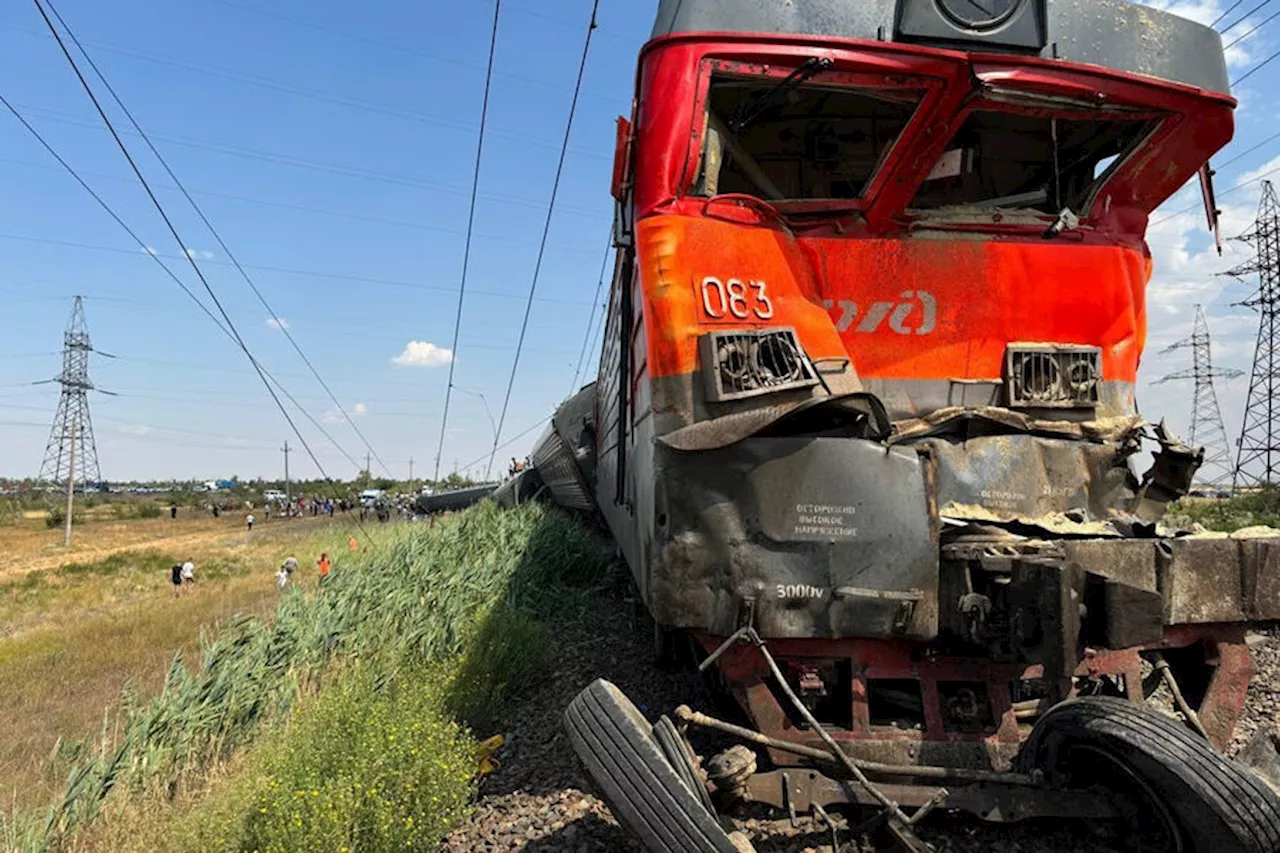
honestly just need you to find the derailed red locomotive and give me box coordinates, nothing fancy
[498,0,1280,849]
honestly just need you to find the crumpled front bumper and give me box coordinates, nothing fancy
[647,431,1280,640]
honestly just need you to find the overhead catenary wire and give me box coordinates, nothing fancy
[1219,0,1272,35]
[0,94,366,476]
[569,237,613,393]
[7,99,607,219]
[1215,0,1250,28]
[28,0,365,515]
[1232,45,1280,85]
[435,0,503,483]
[40,0,393,479]
[1224,6,1280,48]
[487,0,601,480]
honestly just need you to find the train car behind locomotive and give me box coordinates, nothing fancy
[501,1,1280,850]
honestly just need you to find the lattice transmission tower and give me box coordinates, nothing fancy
[1154,305,1241,486]
[38,296,105,489]
[1225,181,1280,489]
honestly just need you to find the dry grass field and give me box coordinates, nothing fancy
[0,508,357,810]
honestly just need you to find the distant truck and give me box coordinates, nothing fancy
[263,489,287,502]
[358,489,385,507]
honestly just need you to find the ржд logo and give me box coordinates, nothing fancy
[822,291,937,335]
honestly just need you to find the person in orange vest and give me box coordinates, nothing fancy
[318,552,331,584]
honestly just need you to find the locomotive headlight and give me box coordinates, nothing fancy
[700,328,819,402]
[1005,344,1100,408]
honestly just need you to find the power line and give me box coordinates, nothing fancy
[1224,6,1280,48]
[1151,158,1280,228]
[435,0,502,482]
[1232,46,1280,85]
[23,2,367,499]
[41,0,394,479]
[570,237,613,393]
[41,0,389,479]
[0,19,615,156]
[0,95,365,477]
[1220,0,1272,35]
[1214,0,1249,28]
[487,0,601,480]
[0,227,599,305]
[9,100,608,218]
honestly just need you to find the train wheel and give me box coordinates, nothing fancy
[1019,696,1280,853]
[564,679,753,853]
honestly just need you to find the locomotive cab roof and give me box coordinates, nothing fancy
[652,0,1230,96]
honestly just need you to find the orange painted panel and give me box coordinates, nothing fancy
[635,214,1149,382]
[636,214,849,379]
[804,237,1148,382]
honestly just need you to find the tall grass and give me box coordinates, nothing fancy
[1,501,612,852]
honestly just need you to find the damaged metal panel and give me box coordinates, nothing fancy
[922,434,1136,522]
[1162,538,1246,625]
[1242,537,1280,620]
[1060,539,1157,592]
[653,437,938,640]
[528,384,597,512]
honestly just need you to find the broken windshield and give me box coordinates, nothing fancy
[909,110,1157,215]
[696,73,923,205]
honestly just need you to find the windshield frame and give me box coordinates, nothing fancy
[683,56,946,216]
[903,98,1168,226]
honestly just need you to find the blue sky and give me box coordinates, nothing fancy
[0,0,1275,483]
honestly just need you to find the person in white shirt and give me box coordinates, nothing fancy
[181,559,195,586]
[246,513,255,532]
[276,567,288,589]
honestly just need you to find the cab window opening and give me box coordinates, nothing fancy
[908,110,1158,215]
[696,73,924,204]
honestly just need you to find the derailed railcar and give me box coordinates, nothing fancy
[514,1,1280,850]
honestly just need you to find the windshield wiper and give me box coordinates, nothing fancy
[729,57,834,134]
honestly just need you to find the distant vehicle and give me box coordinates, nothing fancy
[263,489,287,502]
[359,489,385,507]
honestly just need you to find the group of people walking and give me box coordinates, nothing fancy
[274,550,336,589]
[170,537,356,596]
[170,558,195,596]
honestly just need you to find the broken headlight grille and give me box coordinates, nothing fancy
[1005,344,1101,408]
[700,328,819,402]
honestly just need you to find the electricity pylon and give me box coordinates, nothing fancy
[1224,181,1280,489]
[37,296,112,544]
[1154,305,1241,487]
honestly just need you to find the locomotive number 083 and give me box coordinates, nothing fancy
[699,276,773,320]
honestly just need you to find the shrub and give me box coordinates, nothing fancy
[44,505,83,529]
[135,503,164,520]
[0,498,22,526]
[180,664,474,853]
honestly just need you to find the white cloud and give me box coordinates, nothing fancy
[119,422,153,436]
[184,247,215,261]
[266,317,289,330]
[323,402,367,423]
[392,341,453,367]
